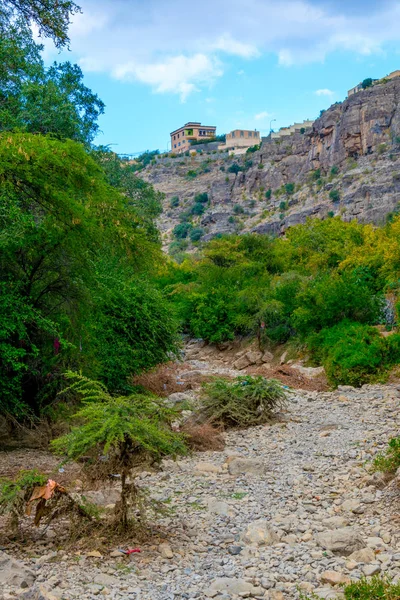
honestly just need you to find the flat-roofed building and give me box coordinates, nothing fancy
[224,129,260,148]
[170,122,216,153]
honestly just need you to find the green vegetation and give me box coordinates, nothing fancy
[373,437,400,474]
[227,162,243,174]
[200,375,287,427]
[170,196,180,208]
[173,222,193,239]
[285,182,295,195]
[52,372,187,528]
[265,188,272,200]
[362,77,373,89]
[301,576,400,600]
[330,166,339,176]
[194,192,209,204]
[160,216,400,386]
[246,144,260,154]
[233,204,245,214]
[329,189,340,202]
[190,227,204,242]
[191,202,205,216]
[0,469,47,529]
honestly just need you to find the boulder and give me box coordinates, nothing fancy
[18,586,58,600]
[233,356,251,370]
[207,499,233,517]
[245,351,263,365]
[320,571,351,586]
[227,457,266,476]
[158,543,173,559]
[316,527,365,556]
[261,351,274,363]
[205,577,261,597]
[165,392,192,406]
[0,551,36,589]
[348,547,376,563]
[242,520,279,546]
[194,462,222,475]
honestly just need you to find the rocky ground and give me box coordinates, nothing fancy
[1,350,400,600]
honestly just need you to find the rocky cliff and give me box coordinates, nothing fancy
[140,77,400,247]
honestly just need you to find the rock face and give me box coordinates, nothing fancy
[140,77,400,247]
[0,551,36,589]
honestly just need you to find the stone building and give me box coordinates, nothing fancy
[170,122,216,153]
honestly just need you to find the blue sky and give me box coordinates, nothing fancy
[44,0,400,153]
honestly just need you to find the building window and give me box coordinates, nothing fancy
[174,144,176,148]
[249,132,252,137]
[182,130,184,136]
[240,131,244,137]
[232,132,235,138]
[178,142,181,146]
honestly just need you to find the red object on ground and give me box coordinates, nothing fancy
[119,548,141,555]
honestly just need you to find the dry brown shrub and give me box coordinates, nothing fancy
[132,362,192,396]
[181,421,225,452]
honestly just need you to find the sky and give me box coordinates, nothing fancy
[43,0,400,154]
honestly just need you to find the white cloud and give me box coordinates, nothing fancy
[237,69,245,76]
[254,111,272,120]
[50,0,400,99]
[113,54,222,102]
[315,88,335,96]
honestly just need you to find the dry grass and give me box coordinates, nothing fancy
[132,362,193,397]
[181,421,225,452]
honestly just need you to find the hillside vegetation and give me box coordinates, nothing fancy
[159,216,400,387]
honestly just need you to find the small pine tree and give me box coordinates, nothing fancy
[51,372,187,529]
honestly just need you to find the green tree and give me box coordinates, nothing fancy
[0,0,80,48]
[52,372,187,528]
[362,77,373,89]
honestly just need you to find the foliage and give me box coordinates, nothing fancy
[372,437,400,474]
[191,202,205,216]
[201,375,287,428]
[173,222,193,239]
[0,0,80,48]
[0,469,47,528]
[285,182,295,195]
[227,162,243,174]
[190,227,204,242]
[300,576,400,599]
[362,78,373,89]
[265,188,272,200]
[194,192,209,204]
[170,196,179,208]
[0,134,178,417]
[246,144,260,154]
[330,165,339,176]
[52,372,187,527]
[308,321,400,387]
[233,204,244,214]
[329,189,340,202]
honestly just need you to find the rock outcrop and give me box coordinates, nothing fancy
[139,77,400,246]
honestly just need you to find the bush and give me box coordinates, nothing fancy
[265,188,272,200]
[201,376,287,428]
[173,222,193,239]
[181,421,225,451]
[170,196,179,208]
[362,77,373,89]
[329,189,340,202]
[301,576,400,599]
[186,170,197,179]
[246,144,260,154]
[330,166,339,176]
[194,192,209,204]
[0,470,47,530]
[191,202,205,216]
[228,163,243,174]
[308,321,400,387]
[233,204,244,214]
[285,182,295,195]
[52,372,187,528]
[373,437,400,474]
[190,227,204,242]
[279,201,287,211]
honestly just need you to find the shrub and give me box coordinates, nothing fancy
[228,163,243,174]
[330,166,339,176]
[0,470,47,530]
[300,576,400,599]
[329,189,340,202]
[194,192,209,204]
[170,196,179,208]
[52,372,187,528]
[181,421,225,451]
[190,227,204,242]
[173,222,193,239]
[377,143,387,155]
[300,127,305,134]
[362,77,373,89]
[244,159,253,170]
[200,376,287,428]
[265,188,272,200]
[285,182,295,195]
[191,202,205,216]
[220,166,225,172]
[246,144,260,154]
[373,437,400,474]
[279,201,287,211]
[225,176,229,182]
[308,321,400,387]
[233,204,244,214]
[186,169,197,179]
[258,163,264,169]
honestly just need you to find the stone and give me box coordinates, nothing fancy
[261,351,274,363]
[158,543,174,559]
[207,499,233,517]
[194,462,222,474]
[233,356,251,370]
[349,547,376,563]
[227,457,266,476]
[166,392,192,406]
[242,520,279,546]
[341,499,362,513]
[18,586,59,600]
[362,563,381,576]
[245,351,263,365]
[0,551,36,589]
[316,527,365,556]
[322,516,348,529]
[320,571,351,586]
[206,577,258,597]
[86,551,102,558]
[94,574,117,587]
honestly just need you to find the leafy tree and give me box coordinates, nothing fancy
[285,182,295,195]
[0,0,80,48]
[265,188,272,200]
[329,188,340,202]
[190,227,204,242]
[173,222,193,239]
[191,202,205,216]
[52,372,187,528]
[194,192,209,204]
[170,196,179,208]
[227,162,243,174]
[362,77,373,89]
